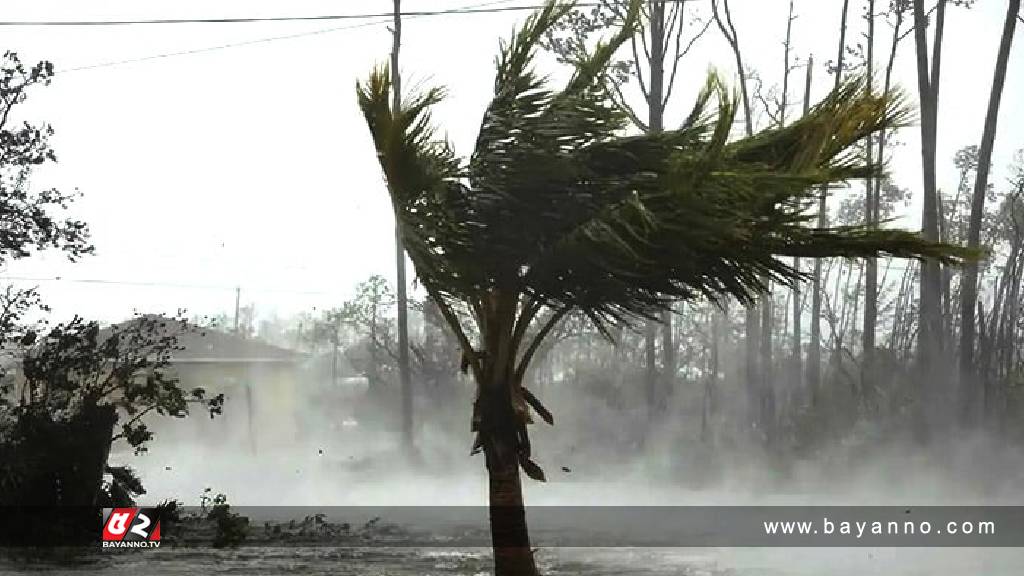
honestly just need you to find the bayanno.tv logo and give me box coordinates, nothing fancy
[101,508,162,549]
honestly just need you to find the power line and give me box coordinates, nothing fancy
[54,0,515,75]
[0,3,617,27]
[0,275,336,296]
[58,19,387,74]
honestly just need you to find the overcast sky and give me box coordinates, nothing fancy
[1,0,1020,326]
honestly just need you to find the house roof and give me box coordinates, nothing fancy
[106,315,306,365]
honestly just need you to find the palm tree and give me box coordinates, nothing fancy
[357,2,968,573]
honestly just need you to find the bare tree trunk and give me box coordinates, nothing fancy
[809,0,850,406]
[756,0,796,444]
[862,0,878,384]
[871,0,905,371]
[793,52,812,393]
[703,305,721,442]
[369,308,381,390]
[912,0,947,439]
[713,0,764,434]
[744,306,761,426]
[662,307,675,401]
[647,0,668,422]
[938,196,953,338]
[645,319,658,421]
[392,0,415,454]
[959,0,1019,425]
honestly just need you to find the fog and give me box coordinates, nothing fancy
[100,350,1024,576]
[1,0,1023,574]
[122,367,1024,506]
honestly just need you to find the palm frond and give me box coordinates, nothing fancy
[357,1,970,332]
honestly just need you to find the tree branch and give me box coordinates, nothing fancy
[422,284,483,382]
[608,76,649,130]
[663,9,713,107]
[630,31,651,99]
[663,0,684,54]
[514,306,570,383]
[511,294,542,357]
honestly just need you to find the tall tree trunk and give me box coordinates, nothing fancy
[369,311,381,390]
[759,0,795,444]
[645,320,657,421]
[703,305,721,442]
[662,306,675,401]
[913,0,947,439]
[713,0,762,431]
[473,293,540,576]
[959,0,1019,424]
[794,52,812,394]
[862,0,878,387]
[485,407,537,576]
[392,0,415,454]
[809,0,850,405]
[938,194,954,337]
[871,0,905,369]
[646,0,668,424]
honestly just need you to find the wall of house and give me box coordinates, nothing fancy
[131,362,303,457]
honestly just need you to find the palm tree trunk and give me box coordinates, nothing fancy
[487,444,537,576]
[478,375,539,576]
[471,292,541,576]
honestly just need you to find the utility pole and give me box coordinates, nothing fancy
[234,286,241,334]
[392,0,415,456]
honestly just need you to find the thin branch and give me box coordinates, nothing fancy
[637,15,652,64]
[110,403,160,443]
[0,83,26,133]
[663,12,712,107]
[630,26,651,99]
[609,76,649,130]
[929,0,946,95]
[663,0,684,54]
[514,306,571,382]
[677,16,713,59]
[602,0,628,21]
[712,0,752,135]
[511,295,542,355]
[422,283,483,382]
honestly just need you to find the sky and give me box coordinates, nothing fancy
[0,0,1021,327]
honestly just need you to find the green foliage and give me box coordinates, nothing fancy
[203,489,248,548]
[98,465,146,507]
[18,313,224,454]
[0,313,226,508]
[357,0,974,486]
[0,51,91,265]
[358,0,969,334]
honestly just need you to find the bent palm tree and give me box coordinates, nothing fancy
[357,1,968,574]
